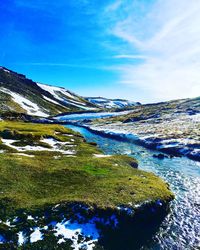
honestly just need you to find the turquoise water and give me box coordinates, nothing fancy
[56,111,131,121]
[66,124,200,250]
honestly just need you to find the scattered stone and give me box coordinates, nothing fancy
[153,154,168,159]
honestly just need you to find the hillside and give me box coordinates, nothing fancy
[86,97,140,109]
[0,67,139,119]
[0,67,97,117]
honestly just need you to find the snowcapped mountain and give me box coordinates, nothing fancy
[0,66,96,117]
[86,97,140,109]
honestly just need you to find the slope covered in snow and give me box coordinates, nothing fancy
[0,66,97,117]
[37,83,96,111]
[0,87,48,117]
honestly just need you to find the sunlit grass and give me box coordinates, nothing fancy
[0,120,174,218]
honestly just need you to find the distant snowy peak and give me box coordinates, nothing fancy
[86,97,140,109]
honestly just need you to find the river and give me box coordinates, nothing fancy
[55,110,133,121]
[62,112,200,250]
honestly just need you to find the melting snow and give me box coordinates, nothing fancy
[37,83,78,101]
[38,83,97,110]
[63,100,96,110]
[87,97,138,109]
[5,211,121,249]
[1,139,17,146]
[93,154,111,158]
[0,87,48,117]
[58,238,66,244]
[27,215,34,220]
[30,228,43,243]
[43,95,65,106]
[18,232,25,246]
[1,138,76,155]
[54,220,99,250]
[15,218,100,249]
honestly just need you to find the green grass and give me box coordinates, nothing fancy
[0,120,174,218]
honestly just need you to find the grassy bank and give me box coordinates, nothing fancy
[0,120,174,248]
[0,121,174,215]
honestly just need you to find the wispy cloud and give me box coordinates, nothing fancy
[104,0,200,102]
[113,54,147,59]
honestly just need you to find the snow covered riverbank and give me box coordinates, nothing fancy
[71,112,200,161]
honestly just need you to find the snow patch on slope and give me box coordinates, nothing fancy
[38,83,97,111]
[37,83,78,101]
[63,100,96,110]
[1,138,77,155]
[42,95,64,106]
[0,88,48,117]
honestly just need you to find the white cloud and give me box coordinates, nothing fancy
[105,0,200,102]
[104,0,123,13]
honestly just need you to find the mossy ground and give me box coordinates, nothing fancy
[0,120,174,218]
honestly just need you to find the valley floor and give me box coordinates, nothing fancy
[0,120,174,249]
[84,98,200,161]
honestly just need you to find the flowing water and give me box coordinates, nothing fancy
[56,110,132,121]
[62,112,200,250]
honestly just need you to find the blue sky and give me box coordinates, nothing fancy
[0,0,200,103]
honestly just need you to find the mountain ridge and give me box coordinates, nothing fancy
[0,66,139,117]
[0,66,97,117]
[86,97,140,109]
